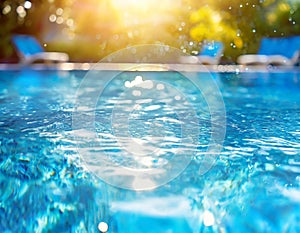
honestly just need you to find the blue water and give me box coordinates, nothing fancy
[1,69,300,232]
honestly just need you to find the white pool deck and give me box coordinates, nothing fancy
[0,62,299,73]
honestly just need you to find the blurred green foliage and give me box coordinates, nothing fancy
[0,0,299,63]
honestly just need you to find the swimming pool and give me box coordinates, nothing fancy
[1,67,300,233]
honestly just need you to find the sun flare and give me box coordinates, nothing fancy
[111,0,179,16]
[112,0,153,12]
[111,0,180,29]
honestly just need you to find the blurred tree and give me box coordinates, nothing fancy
[0,0,71,61]
[1,0,299,62]
[189,0,267,62]
[266,1,300,36]
[187,0,300,62]
[189,6,240,58]
[69,0,123,59]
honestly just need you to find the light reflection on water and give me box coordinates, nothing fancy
[0,70,300,232]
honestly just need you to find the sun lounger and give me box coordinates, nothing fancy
[197,41,224,65]
[237,36,300,66]
[12,35,69,65]
[179,41,224,65]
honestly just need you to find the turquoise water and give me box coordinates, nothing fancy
[1,69,300,232]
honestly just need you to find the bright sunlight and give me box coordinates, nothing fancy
[111,0,177,13]
[110,0,181,44]
[111,0,180,25]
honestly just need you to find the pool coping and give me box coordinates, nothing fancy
[0,62,299,73]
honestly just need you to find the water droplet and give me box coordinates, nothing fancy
[66,18,74,27]
[203,210,215,226]
[156,83,165,90]
[16,6,25,14]
[175,95,181,101]
[132,90,141,97]
[98,221,108,233]
[56,16,64,24]
[49,14,56,22]
[2,5,11,15]
[24,1,32,9]
[56,8,63,16]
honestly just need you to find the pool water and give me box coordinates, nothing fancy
[1,69,300,233]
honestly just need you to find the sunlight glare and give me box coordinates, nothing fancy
[111,0,178,16]
[111,0,180,39]
[112,0,153,12]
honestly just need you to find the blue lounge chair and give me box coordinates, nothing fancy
[12,35,69,65]
[237,36,300,66]
[180,41,224,65]
[197,41,224,65]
